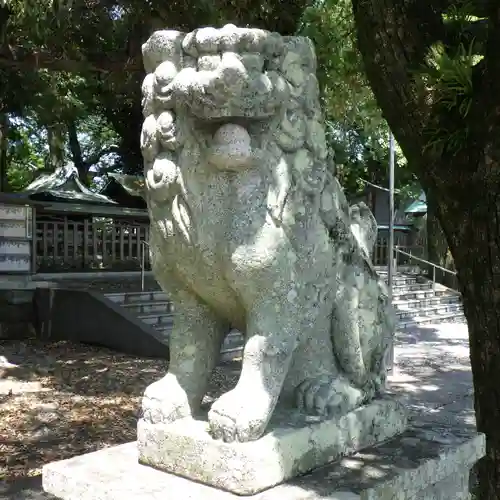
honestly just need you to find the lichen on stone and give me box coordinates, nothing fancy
[139,24,396,445]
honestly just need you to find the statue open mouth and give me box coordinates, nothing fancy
[144,25,291,121]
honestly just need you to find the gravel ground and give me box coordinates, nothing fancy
[0,277,166,483]
[0,339,239,483]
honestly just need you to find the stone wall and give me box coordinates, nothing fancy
[0,289,36,340]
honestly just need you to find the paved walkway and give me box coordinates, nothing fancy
[389,322,474,429]
[0,322,474,500]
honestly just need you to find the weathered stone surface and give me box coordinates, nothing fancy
[140,23,397,450]
[138,398,407,495]
[415,471,469,500]
[42,425,485,500]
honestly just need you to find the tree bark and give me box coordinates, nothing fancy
[0,112,7,192]
[351,1,500,498]
[442,187,500,500]
[45,123,65,172]
[425,190,456,287]
[101,90,143,175]
[67,119,87,181]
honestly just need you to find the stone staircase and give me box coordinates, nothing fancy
[104,269,464,359]
[104,291,244,360]
[376,268,465,329]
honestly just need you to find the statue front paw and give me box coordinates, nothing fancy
[208,388,275,443]
[295,374,367,418]
[141,374,191,424]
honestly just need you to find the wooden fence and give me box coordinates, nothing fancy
[372,233,426,267]
[32,217,426,274]
[34,219,151,273]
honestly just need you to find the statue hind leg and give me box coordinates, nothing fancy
[299,274,394,417]
[292,273,380,418]
[282,288,368,418]
[331,280,370,388]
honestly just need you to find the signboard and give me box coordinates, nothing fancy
[0,203,33,273]
[0,204,27,221]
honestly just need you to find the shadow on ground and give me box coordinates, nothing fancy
[389,321,474,429]
[0,475,53,500]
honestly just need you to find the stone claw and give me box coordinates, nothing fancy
[208,388,274,443]
[295,375,366,418]
[141,374,191,425]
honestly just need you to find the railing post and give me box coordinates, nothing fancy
[141,241,145,292]
[63,217,69,267]
[83,219,89,269]
[432,266,436,291]
[31,206,37,274]
[387,131,395,376]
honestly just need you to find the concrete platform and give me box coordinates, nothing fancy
[137,398,407,494]
[42,424,485,500]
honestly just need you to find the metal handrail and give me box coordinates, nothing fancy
[140,240,150,291]
[394,247,457,275]
[394,246,457,291]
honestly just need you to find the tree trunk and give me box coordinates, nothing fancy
[366,157,379,215]
[425,190,456,288]
[67,119,87,181]
[102,92,143,175]
[46,123,66,172]
[95,72,144,176]
[351,1,500,498]
[0,112,7,192]
[440,190,500,500]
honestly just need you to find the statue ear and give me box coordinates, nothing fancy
[349,204,361,220]
[360,203,378,239]
[349,202,378,257]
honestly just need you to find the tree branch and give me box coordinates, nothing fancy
[0,48,142,74]
[443,18,489,52]
[83,144,120,169]
[476,7,500,146]
[67,119,85,177]
[351,0,444,172]
[68,118,120,180]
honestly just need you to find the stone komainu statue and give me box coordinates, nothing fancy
[139,25,395,443]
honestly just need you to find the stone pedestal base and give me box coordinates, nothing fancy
[42,424,485,500]
[137,397,406,495]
